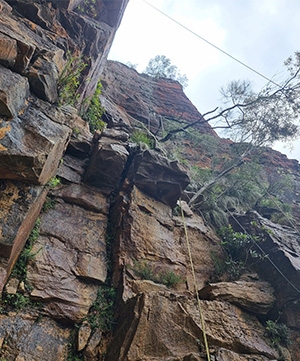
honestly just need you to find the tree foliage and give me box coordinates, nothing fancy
[144,55,188,88]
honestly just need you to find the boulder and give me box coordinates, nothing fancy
[0,65,29,118]
[0,313,71,361]
[127,150,190,207]
[27,200,108,322]
[199,280,275,315]
[83,329,102,361]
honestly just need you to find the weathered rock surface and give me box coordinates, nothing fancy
[127,150,190,207]
[0,313,71,361]
[111,185,222,295]
[84,140,129,192]
[231,211,300,306]
[0,64,29,118]
[27,199,108,321]
[101,61,216,136]
[106,291,277,360]
[199,280,275,314]
[0,100,71,184]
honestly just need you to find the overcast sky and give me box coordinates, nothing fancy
[109,0,300,161]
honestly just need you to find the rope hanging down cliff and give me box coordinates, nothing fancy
[179,199,211,361]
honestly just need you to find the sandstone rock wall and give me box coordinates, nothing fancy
[0,1,300,360]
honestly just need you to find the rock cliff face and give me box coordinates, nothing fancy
[0,1,300,360]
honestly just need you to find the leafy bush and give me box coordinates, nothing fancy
[58,52,87,106]
[81,79,105,133]
[216,225,265,280]
[265,320,291,348]
[130,129,155,149]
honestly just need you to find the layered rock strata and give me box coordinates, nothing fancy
[0,0,300,360]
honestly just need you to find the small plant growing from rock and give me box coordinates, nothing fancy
[42,196,56,213]
[130,129,155,150]
[58,52,87,107]
[80,79,105,133]
[47,176,61,189]
[85,286,116,332]
[265,320,291,348]
[130,260,184,288]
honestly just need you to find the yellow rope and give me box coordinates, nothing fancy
[179,199,211,361]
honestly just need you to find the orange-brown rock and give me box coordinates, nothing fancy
[27,199,108,321]
[107,291,278,360]
[199,280,275,314]
[111,185,222,295]
[0,313,71,360]
[101,60,216,137]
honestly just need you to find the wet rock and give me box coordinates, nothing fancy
[84,141,129,192]
[106,292,277,360]
[199,280,275,314]
[27,200,107,322]
[78,321,92,351]
[127,150,190,207]
[0,313,71,361]
[0,103,71,184]
[0,65,29,118]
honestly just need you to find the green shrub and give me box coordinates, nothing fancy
[158,271,185,288]
[85,287,115,332]
[58,52,87,106]
[47,176,60,189]
[131,260,184,288]
[265,320,291,348]
[81,80,105,133]
[130,129,155,149]
[216,225,265,280]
